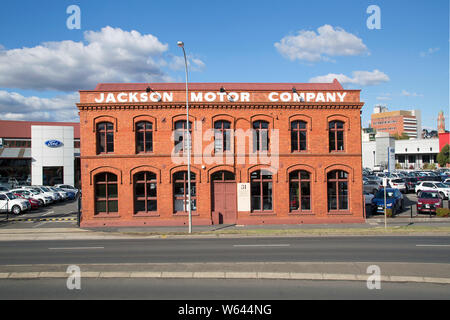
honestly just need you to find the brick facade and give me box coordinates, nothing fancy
[77,81,365,227]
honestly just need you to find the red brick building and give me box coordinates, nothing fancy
[77,80,365,227]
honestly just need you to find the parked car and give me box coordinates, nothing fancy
[415,181,450,199]
[30,186,60,202]
[13,193,40,210]
[48,187,69,201]
[54,184,79,197]
[364,191,375,205]
[0,192,31,215]
[363,180,381,194]
[387,178,407,193]
[16,187,54,205]
[416,190,443,215]
[371,188,404,215]
[403,177,418,193]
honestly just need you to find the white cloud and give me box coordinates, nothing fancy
[169,55,206,72]
[274,25,368,62]
[402,90,423,97]
[0,26,178,92]
[0,90,79,122]
[309,70,389,87]
[420,47,439,57]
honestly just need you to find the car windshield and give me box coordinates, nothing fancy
[375,190,395,198]
[392,179,404,183]
[41,187,50,192]
[6,193,17,200]
[435,183,447,188]
[420,192,439,199]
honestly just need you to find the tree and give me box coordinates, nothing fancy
[392,132,409,140]
[437,144,450,167]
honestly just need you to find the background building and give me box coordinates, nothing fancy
[371,106,422,139]
[0,120,80,187]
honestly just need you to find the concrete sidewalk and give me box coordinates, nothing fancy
[0,222,450,241]
[1,262,449,284]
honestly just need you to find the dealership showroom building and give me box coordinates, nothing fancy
[0,120,80,188]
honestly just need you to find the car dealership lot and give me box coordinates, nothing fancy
[0,199,78,229]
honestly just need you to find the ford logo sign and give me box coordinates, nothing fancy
[45,140,63,148]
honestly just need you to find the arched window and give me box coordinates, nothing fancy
[211,170,235,182]
[136,121,153,153]
[291,121,307,152]
[327,170,349,211]
[250,170,273,211]
[173,171,196,212]
[174,120,192,153]
[214,120,231,152]
[329,121,344,152]
[253,121,269,152]
[134,171,157,213]
[97,122,114,154]
[289,170,311,211]
[94,172,118,214]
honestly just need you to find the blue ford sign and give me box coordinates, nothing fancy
[45,140,63,148]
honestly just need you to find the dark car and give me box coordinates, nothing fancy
[371,188,404,215]
[403,177,418,193]
[417,190,443,214]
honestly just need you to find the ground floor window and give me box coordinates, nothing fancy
[173,171,197,212]
[134,171,157,213]
[327,170,348,211]
[250,170,273,212]
[289,170,311,212]
[95,172,118,214]
[43,166,63,186]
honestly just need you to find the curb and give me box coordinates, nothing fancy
[4,218,77,222]
[3,271,450,284]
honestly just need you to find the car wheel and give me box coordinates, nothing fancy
[38,199,44,206]
[439,192,446,200]
[11,205,21,215]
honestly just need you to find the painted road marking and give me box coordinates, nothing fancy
[416,245,450,247]
[233,244,291,247]
[48,247,104,250]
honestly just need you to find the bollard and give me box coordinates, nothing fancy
[77,195,81,227]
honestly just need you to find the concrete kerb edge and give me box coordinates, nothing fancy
[2,272,450,284]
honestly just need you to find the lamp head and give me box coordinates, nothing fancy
[146,87,152,93]
[177,41,184,47]
[220,87,226,93]
[292,87,297,94]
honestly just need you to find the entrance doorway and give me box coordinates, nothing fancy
[211,171,236,224]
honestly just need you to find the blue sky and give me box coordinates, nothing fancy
[0,0,448,130]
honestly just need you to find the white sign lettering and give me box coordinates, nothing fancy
[93,91,348,103]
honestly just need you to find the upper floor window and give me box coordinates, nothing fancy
[253,121,269,152]
[329,121,344,152]
[97,122,114,154]
[174,121,192,153]
[136,121,153,153]
[291,121,307,152]
[214,120,231,152]
[289,170,311,212]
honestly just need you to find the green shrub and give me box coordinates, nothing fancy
[436,208,450,217]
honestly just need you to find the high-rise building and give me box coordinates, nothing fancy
[370,106,422,139]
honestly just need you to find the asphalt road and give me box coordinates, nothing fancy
[1,278,448,300]
[0,236,449,265]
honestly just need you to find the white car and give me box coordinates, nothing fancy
[387,178,407,193]
[31,186,61,202]
[0,192,31,215]
[415,181,450,199]
[48,187,68,200]
[10,188,52,206]
[21,186,58,203]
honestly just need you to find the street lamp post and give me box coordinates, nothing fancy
[177,41,192,234]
